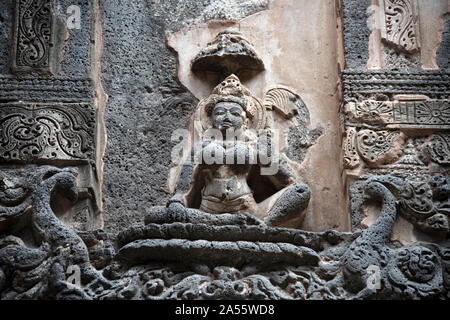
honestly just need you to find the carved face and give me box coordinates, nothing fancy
[211,102,246,132]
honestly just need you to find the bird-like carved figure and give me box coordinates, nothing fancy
[341,176,398,294]
[0,167,111,299]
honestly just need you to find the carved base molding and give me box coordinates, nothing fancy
[342,71,450,100]
[0,167,448,300]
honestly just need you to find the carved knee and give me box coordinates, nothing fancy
[144,206,168,225]
[265,183,311,227]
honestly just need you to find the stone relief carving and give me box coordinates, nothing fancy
[191,30,265,77]
[380,0,421,53]
[343,127,360,169]
[1,165,448,299]
[0,0,103,240]
[350,175,450,237]
[0,102,96,162]
[374,0,421,69]
[343,127,404,169]
[383,47,421,69]
[0,76,94,103]
[0,167,112,299]
[0,2,448,300]
[342,71,450,101]
[356,130,402,167]
[11,0,56,73]
[427,133,450,165]
[150,74,311,228]
[346,99,450,129]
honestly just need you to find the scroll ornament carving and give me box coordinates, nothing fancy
[427,134,450,165]
[357,130,402,167]
[13,0,55,72]
[343,128,402,169]
[381,0,420,52]
[0,103,96,162]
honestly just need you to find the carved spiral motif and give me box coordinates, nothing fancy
[428,134,450,165]
[383,0,419,52]
[399,182,435,217]
[16,0,54,70]
[342,242,378,273]
[416,102,450,125]
[0,103,95,162]
[396,247,438,283]
[356,130,400,165]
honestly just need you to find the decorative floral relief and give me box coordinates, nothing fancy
[428,133,450,165]
[381,0,420,52]
[346,100,450,128]
[12,0,55,72]
[357,130,402,167]
[0,103,96,162]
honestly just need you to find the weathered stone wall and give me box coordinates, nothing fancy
[0,0,448,301]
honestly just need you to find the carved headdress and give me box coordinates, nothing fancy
[198,74,267,131]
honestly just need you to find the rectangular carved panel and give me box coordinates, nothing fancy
[379,0,420,52]
[0,102,96,162]
[346,99,450,129]
[11,0,56,73]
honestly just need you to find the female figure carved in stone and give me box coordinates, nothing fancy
[146,75,311,228]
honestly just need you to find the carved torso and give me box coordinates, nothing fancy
[197,139,257,214]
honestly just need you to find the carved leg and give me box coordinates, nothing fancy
[264,183,311,227]
[145,203,264,226]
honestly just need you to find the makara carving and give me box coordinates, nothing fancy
[351,175,449,237]
[1,166,448,299]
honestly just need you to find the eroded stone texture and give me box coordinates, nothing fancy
[99,1,272,235]
[437,14,450,70]
[1,166,448,299]
[341,0,450,273]
[168,0,348,232]
[342,0,372,70]
[0,0,106,229]
[0,0,448,301]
